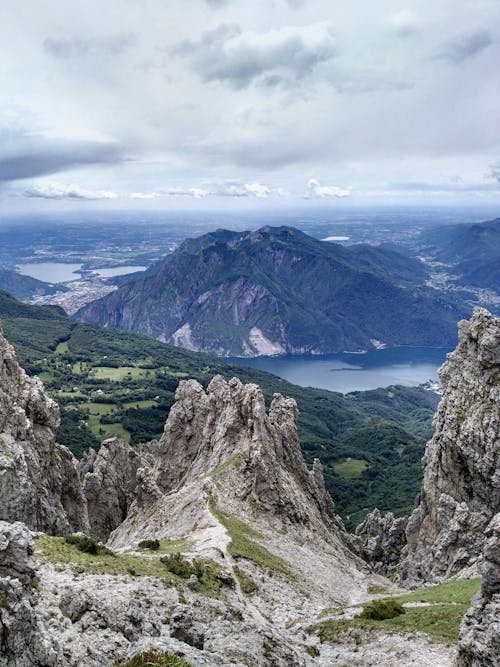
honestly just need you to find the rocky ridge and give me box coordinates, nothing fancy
[400,308,499,584]
[456,512,500,666]
[0,325,88,535]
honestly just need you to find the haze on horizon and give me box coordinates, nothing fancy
[1,0,500,213]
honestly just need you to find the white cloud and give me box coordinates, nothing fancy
[174,22,337,88]
[24,183,118,200]
[388,10,420,37]
[304,178,350,199]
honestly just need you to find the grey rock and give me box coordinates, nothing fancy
[0,521,63,667]
[355,508,407,574]
[170,606,205,649]
[0,326,88,535]
[456,513,500,666]
[81,437,159,542]
[401,309,500,584]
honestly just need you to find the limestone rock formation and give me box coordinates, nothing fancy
[109,375,366,605]
[0,521,62,667]
[111,375,347,543]
[0,326,88,535]
[456,512,500,666]
[401,308,500,584]
[80,437,159,542]
[355,508,408,575]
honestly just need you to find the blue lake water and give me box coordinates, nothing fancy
[226,347,451,393]
[93,266,146,278]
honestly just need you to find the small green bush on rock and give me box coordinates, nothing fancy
[120,650,192,667]
[160,553,194,579]
[64,534,114,557]
[138,539,160,551]
[360,599,406,620]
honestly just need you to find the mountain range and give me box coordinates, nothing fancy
[76,226,470,356]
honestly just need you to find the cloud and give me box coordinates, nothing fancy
[434,29,493,65]
[388,10,420,37]
[24,183,118,200]
[131,181,284,199]
[0,134,123,182]
[131,187,208,199]
[204,0,229,7]
[43,33,138,59]
[304,178,350,199]
[173,22,337,88]
[487,161,500,185]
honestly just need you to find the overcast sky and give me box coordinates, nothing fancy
[1,0,500,210]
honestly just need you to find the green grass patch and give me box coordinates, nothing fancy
[209,453,241,479]
[310,579,481,645]
[367,583,391,595]
[123,399,158,410]
[234,565,258,595]
[92,366,152,381]
[395,578,481,605]
[120,650,192,667]
[209,496,291,577]
[35,535,175,578]
[157,538,193,554]
[160,553,227,598]
[0,590,8,609]
[55,341,69,354]
[333,458,367,479]
[360,599,405,620]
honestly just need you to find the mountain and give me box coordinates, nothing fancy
[0,268,67,300]
[419,217,500,292]
[76,226,469,356]
[0,312,493,667]
[400,308,500,584]
[0,290,439,524]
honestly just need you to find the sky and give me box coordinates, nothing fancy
[1,0,500,212]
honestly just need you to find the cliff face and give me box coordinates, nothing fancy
[401,308,500,584]
[0,326,88,535]
[109,374,365,604]
[456,512,500,667]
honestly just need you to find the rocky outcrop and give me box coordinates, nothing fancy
[110,375,347,546]
[80,437,159,542]
[0,521,62,666]
[355,508,408,575]
[456,513,500,666]
[0,326,88,535]
[401,308,500,584]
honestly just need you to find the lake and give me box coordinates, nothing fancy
[17,262,146,283]
[226,347,451,393]
[17,262,83,283]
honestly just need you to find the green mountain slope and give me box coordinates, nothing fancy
[0,269,67,300]
[0,290,439,526]
[419,218,500,291]
[76,226,469,356]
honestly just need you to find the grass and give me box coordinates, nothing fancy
[157,538,193,554]
[120,651,192,667]
[395,578,481,605]
[92,366,152,381]
[209,496,291,577]
[55,341,69,354]
[209,453,241,479]
[0,590,8,609]
[234,565,258,595]
[35,535,176,578]
[310,579,481,645]
[123,399,158,410]
[333,458,367,479]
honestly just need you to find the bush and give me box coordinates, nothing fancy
[138,539,160,551]
[120,650,192,667]
[359,599,406,620]
[160,553,194,579]
[64,534,114,557]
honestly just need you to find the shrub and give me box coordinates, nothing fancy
[64,534,114,557]
[138,539,160,551]
[160,553,194,579]
[120,650,192,667]
[359,599,406,620]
